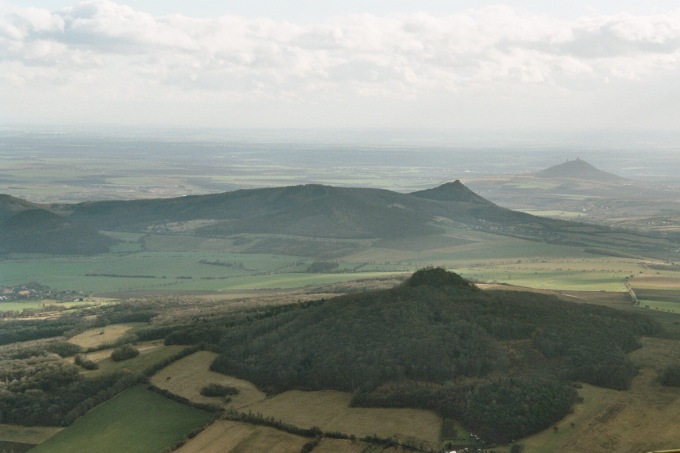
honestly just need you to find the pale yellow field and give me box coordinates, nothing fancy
[68,323,142,349]
[243,389,442,448]
[175,420,308,453]
[150,351,266,408]
[177,420,402,453]
[0,424,62,444]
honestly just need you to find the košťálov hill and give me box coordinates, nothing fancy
[1,181,678,259]
[163,268,660,444]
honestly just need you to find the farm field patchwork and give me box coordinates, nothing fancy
[1,222,653,295]
[30,385,214,453]
[150,351,441,449]
[631,271,680,313]
[242,390,442,448]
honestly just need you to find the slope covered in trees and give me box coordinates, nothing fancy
[2,181,679,258]
[0,208,115,254]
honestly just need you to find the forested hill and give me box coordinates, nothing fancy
[0,208,115,254]
[5,181,528,242]
[166,268,660,444]
[2,181,678,256]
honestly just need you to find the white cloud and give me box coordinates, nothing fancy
[2,0,680,128]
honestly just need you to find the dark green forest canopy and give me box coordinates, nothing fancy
[166,268,660,443]
[207,269,657,391]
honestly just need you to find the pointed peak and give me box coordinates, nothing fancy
[410,180,493,205]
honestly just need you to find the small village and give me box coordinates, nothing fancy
[0,283,85,302]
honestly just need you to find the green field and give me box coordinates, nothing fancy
[30,386,214,453]
[0,300,96,313]
[0,235,645,294]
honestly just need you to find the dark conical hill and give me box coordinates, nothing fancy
[534,158,626,182]
[192,268,658,444]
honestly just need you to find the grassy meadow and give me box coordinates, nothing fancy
[30,386,214,453]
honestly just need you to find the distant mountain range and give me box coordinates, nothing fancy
[1,178,677,258]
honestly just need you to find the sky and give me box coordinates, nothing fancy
[2,0,680,131]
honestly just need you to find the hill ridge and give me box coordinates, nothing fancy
[2,180,676,258]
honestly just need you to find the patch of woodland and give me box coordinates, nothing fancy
[0,340,199,426]
[0,303,193,427]
[199,383,240,398]
[110,344,139,361]
[0,354,143,426]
